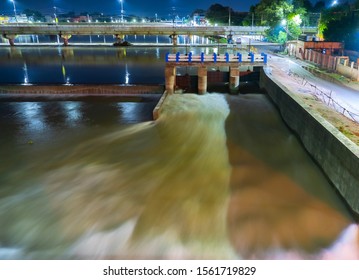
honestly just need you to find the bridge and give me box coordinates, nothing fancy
[1,23,318,46]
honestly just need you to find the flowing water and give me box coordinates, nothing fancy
[0,93,358,259]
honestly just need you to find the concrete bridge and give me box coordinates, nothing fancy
[1,23,317,46]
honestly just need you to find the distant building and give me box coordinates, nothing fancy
[287,38,344,59]
[8,14,29,23]
[0,15,9,23]
[45,15,53,23]
[192,13,207,26]
[72,16,90,23]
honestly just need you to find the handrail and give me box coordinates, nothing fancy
[165,52,267,64]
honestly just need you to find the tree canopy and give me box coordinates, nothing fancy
[192,0,359,49]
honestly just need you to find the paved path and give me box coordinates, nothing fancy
[268,54,359,122]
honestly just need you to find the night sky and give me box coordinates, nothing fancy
[1,0,338,17]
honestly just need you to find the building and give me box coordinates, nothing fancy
[0,15,9,23]
[287,38,344,59]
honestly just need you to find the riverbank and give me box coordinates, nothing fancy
[261,65,359,215]
[268,54,359,146]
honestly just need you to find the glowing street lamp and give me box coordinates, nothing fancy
[331,0,338,6]
[120,0,124,24]
[54,6,58,25]
[10,0,18,22]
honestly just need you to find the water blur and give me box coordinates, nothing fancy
[0,92,357,259]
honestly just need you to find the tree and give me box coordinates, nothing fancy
[313,1,326,12]
[191,9,206,16]
[248,0,306,42]
[322,5,359,50]
[23,9,45,22]
[206,4,231,25]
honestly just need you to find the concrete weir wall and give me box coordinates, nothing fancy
[259,67,359,214]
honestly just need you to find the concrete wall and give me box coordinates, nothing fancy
[294,47,359,81]
[0,85,163,94]
[336,60,359,81]
[260,67,359,214]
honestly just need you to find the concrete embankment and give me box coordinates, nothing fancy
[0,84,164,95]
[260,67,359,215]
[153,91,169,120]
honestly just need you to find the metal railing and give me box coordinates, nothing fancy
[288,69,359,123]
[165,52,268,64]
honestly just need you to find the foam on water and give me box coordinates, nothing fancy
[0,93,235,259]
[0,93,357,259]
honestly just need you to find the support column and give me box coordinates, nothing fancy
[61,34,72,46]
[198,66,207,95]
[171,34,178,46]
[114,34,125,46]
[328,56,334,70]
[324,55,329,69]
[165,66,176,94]
[4,35,17,46]
[229,67,240,94]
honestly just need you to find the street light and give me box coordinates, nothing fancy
[120,0,124,24]
[54,6,58,25]
[10,0,18,22]
[331,0,338,6]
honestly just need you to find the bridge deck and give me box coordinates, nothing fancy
[1,23,317,36]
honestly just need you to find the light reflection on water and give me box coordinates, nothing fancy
[0,45,231,85]
[0,93,357,259]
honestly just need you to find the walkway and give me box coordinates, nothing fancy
[268,54,359,123]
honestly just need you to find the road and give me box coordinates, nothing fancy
[268,54,359,122]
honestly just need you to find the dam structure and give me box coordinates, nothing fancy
[165,52,267,94]
[162,52,359,216]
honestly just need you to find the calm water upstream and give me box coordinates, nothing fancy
[0,46,358,259]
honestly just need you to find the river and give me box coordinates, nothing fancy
[0,45,358,259]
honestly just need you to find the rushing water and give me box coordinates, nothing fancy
[0,45,358,259]
[0,92,358,259]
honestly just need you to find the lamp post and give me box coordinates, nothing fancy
[54,6,58,25]
[10,0,18,22]
[120,0,124,24]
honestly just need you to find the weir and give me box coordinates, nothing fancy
[164,52,267,94]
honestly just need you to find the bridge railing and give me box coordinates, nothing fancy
[165,52,267,64]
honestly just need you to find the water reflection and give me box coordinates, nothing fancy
[22,62,31,85]
[64,102,82,125]
[0,93,357,259]
[17,102,46,132]
[0,47,170,84]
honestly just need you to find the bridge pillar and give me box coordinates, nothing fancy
[114,34,124,45]
[229,67,240,94]
[165,66,176,94]
[4,35,17,46]
[61,34,72,46]
[171,34,178,46]
[198,66,207,95]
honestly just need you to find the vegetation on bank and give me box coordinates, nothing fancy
[193,0,359,51]
[19,1,359,51]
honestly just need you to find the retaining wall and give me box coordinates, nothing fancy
[0,85,164,95]
[260,67,359,214]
